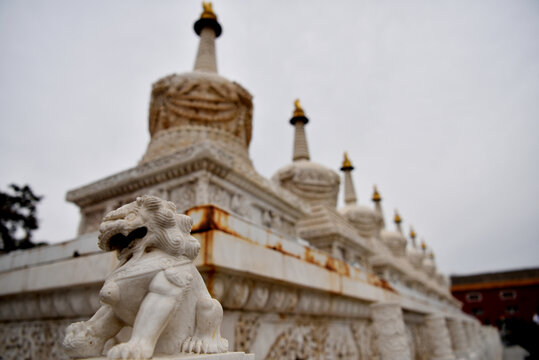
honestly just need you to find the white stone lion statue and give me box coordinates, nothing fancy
[63,195,228,359]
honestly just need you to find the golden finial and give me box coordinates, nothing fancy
[201,2,217,20]
[372,185,381,202]
[421,240,426,251]
[293,99,305,117]
[409,226,416,239]
[340,152,354,171]
[429,252,435,259]
[394,209,402,224]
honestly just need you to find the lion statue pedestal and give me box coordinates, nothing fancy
[62,195,254,360]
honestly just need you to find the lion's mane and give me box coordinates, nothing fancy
[99,195,200,260]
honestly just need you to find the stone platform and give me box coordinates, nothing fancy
[81,352,254,360]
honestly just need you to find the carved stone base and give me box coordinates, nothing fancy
[370,302,412,360]
[79,354,254,360]
[424,314,456,360]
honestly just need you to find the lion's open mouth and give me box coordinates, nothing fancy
[107,227,148,251]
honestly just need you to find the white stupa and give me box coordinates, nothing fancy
[272,100,340,208]
[380,210,407,257]
[337,153,378,239]
[406,226,424,268]
[140,3,253,165]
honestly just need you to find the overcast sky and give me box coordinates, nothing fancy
[1,0,538,275]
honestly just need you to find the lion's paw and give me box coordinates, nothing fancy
[63,321,105,357]
[107,340,153,360]
[181,336,228,354]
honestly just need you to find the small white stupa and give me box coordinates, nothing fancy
[338,153,378,239]
[371,185,385,235]
[272,100,340,208]
[421,241,437,277]
[380,210,407,257]
[406,226,424,268]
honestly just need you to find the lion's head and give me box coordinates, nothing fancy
[98,195,200,262]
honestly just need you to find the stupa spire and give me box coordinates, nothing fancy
[193,2,222,73]
[394,209,403,234]
[290,99,310,161]
[372,185,385,227]
[409,226,417,247]
[340,152,357,205]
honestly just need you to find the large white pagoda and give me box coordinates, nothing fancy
[0,4,501,360]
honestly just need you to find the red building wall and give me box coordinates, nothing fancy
[452,280,539,327]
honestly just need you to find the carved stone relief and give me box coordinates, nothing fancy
[234,313,261,353]
[262,209,273,228]
[142,72,254,164]
[264,320,358,360]
[230,193,247,217]
[254,206,295,236]
[169,181,197,212]
[148,74,253,143]
[424,314,455,360]
[324,324,360,360]
[350,320,379,360]
[243,282,270,311]
[405,324,416,360]
[209,183,233,210]
[0,287,100,322]
[446,318,468,358]
[370,302,412,360]
[198,272,372,320]
[195,172,211,204]
[0,319,80,360]
[223,278,251,310]
[406,322,429,360]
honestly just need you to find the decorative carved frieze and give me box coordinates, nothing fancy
[404,320,429,360]
[265,321,358,360]
[0,287,100,321]
[144,72,253,164]
[0,319,79,360]
[68,142,306,238]
[170,181,197,212]
[234,313,261,353]
[350,320,378,360]
[202,271,371,319]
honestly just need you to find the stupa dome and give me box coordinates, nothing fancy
[140,4,253,165]
[407,245,424,268]
[273,160,340,207]
[380,210,407,257]
[422,254,436,277]
[339,204,378,238]
[381,230,407,257]
[337,153,378,237]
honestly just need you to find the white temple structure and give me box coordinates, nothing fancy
[0,3,501,360]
